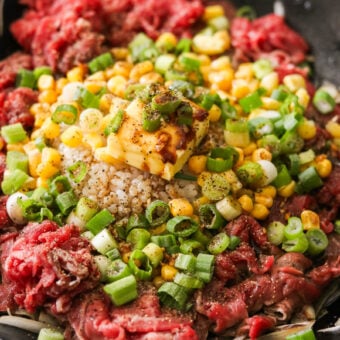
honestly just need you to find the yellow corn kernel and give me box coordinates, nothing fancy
[37,74,55,91]
[111,47,129,60]
[257,185,277,198]
[122,251,131,264]
[150,223,167,236]
[297,119,317,140]
[107,75,127,97]
[161,264,178,281]
[36,162,59,178]
[208,69,234,91]
[41,147,61,168]
[98,93,114,113]
[6,142,27,152]
[87,71,106,81]
[36,176,49,189]
[301,210,320,230]
[197,54,211,66]
[84,80,106,94]
[296,88,310,108]
[238,194,254,212]
[221,170,242,193]
[30,103,51,128]
[283,74,306,92]
[27,149,42,177]
[251,203,269,220]
[130,61,154,81]
[0,137,4,151]
[55,77,69,94]
[234,147,244,167]
[243,142,257,156]
[260,72,279,95]
[254,193,273,208]
[61,126,83,147]
[315,158,332,178]
[169,198,194,217]
[248,79,260,92]
[40,118,60,139]
[67,65,86,82]
[208,104,222,122]
[156,32,177,50]
[106,61,133,79]
[278,180,296,197]
[94,147,124,167]
[235,63,254,80]
[193,30,230,55]
[325,120,340,138]
[203,5,225,21]
[139,72,164,84]
[79,108,103,133]
[193,196,210,210]
[210,56,231,71]
[83,132,105,150]
[231,79,251,99]
[153,276,165,289]
[261,97,281,110]
[252,148,272,162]
[38,89,58,104]
[188,155,207,175]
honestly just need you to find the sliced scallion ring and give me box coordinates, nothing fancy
[52,104,78,125]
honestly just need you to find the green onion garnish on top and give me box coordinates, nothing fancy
[52,104,78,125]
[1,123,27,144]
[88,52,114,74]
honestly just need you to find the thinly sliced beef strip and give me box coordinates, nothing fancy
[1,221,100,314]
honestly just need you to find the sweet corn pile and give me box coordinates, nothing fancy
[1,3,340,316]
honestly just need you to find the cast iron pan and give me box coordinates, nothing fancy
[0,1,339,339]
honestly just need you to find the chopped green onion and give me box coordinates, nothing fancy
[239,91,262,113]
[49,175,72,196]
[151,91,181,114]
[91,228,118,255]
[175,253,196,272]
[74,87,100,109]
[33,66,52,80]
[37,327,64,340]
[67,161,87,183]
[313,89,336,114]
[174,272,203,289]
[220,100,237,121]
[195,253,214,283]
[236,5,257,19]
[142,242,164,267]
[179,240,203,255]
[129,33,156,63]
[176,102,193,126]
[145,200,170,227]
[306,228,328,256]
[94,255,112,282]
[207,232,230,255]
[166,216,199,238]
[142,107,162,132]
[175,38,192,54]
[282,234,309,253]
[258,134,281,157]
[128,249,153,280]
[104,109,124,135]
[106,259,132,282]
[179,55,201,72]
[6,150,28,173]
[126,228,151,250]
[75,197,98,223]
[288,153,300,176]
[280,130,304,154]
[228,235,241,250]
[286,328,316,340]
[86,209,115,235]
[299,149,315,165]
[253,59,273,79]
[200,93,221,110]
[168,80,195,98]
[52,104,78,125]
[215,196,242,221]
[236,161,264,186]
[18,198,44,221]
[1,123,27,144]
[88,52,114,74]
[267,221,285,245]
[335,220,340,234]
[151,234,177,248]
[199,204,226,230]
[1,169,29,195]
[284,217,303,240]
[208,16,229,31]
[283,113,300,131]
[273,164,292,188]
[296,166,323,193]
[106,248,121,260]
[158,282,190,310]
[56,191,78,215]
[126,213,150,233]
[201,173,231,201]
[206,147,238,172]
[248,117,274,139]
[224,119,250,147]
[16,68,35,88]
[104,275,138,306]
[154,54,176,74]
[174,172,197,181]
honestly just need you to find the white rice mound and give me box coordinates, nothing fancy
[58,144,200,218]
